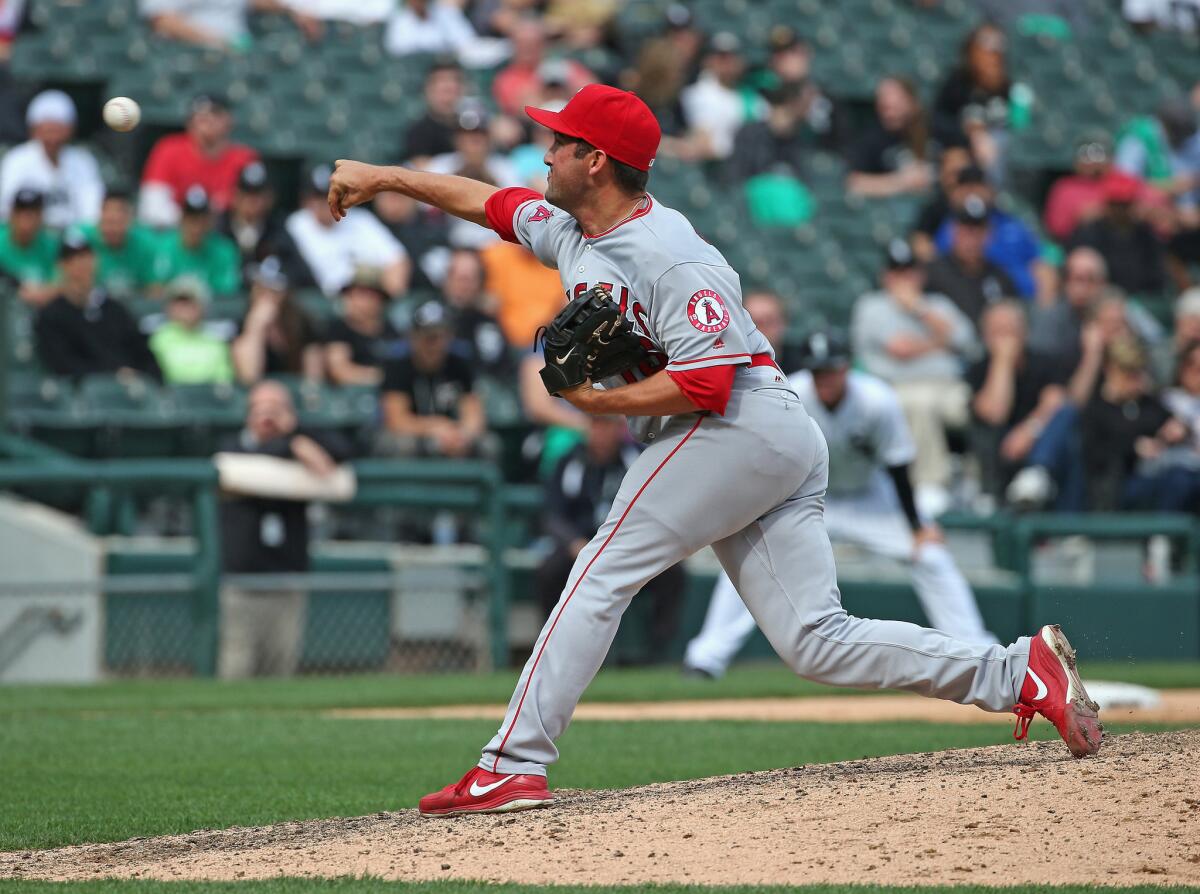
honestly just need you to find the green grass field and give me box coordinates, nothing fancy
[2,662,1199,893]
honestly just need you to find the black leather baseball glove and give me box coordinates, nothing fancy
[537,285,650,395]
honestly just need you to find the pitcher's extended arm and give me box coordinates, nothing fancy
[327,159,499,226]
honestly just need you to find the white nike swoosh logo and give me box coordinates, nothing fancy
[1027,668,1048,702]
[555,347,577,365]
[469,774,515,797]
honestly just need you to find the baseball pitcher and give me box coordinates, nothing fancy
[326,85,1103,818]
[685,328,997,681]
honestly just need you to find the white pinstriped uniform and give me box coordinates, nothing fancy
[685,370,997,679]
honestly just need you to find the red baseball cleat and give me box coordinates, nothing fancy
[418,767,553,817]
[1012,624,1103,758]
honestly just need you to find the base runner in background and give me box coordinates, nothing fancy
[685,328,998,680]
[326,85,1104,819]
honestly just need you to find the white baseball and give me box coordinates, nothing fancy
[103,97,141,133]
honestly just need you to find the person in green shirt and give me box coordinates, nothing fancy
[0,187,59,306]
[148,275,235,385]
[151,185,240,296]
[80,190,162,299]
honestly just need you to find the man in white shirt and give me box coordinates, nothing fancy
[0,90,104,229]
[385,0,478,57]
[284,165,409,297]
[678,32,766,161]
[139,0,320,49]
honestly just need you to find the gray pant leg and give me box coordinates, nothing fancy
[260,589,307,676]
[711,422,1027,713]
[219,584,257,680]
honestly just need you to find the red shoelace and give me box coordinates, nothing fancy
[1012,703,1036,740]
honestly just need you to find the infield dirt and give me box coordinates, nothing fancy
[4,730,1198,887]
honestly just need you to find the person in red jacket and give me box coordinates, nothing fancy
[139,93,259,228]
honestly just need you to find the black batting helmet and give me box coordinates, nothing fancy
[797,328,851,370]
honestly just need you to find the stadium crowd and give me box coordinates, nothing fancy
[2,0,1200,530]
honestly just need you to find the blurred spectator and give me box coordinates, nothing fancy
[283,0,391,24]
[846,77,934,198]
[372,191,451,292]
[481,238,565,347]
[151,186,241,297]
[0,90,103,228]
[518,349,588,477]
[1123,0,1200,34]
[34,230,160,381]
[139,94,259,227]
[933,24,1026,184]
[402,59,466,164]
[424,105,521,248]
[0,0,27,63]
[727,82,817,185]
[1155,288,1200,382]
[1026,247,1109,367]
[542,0,618,51]
[1069,171,1168,296]
[148,276,234,385]
[140,0,320,50]
[80,190,161,299]
[967,301,1069,499]
[1161,340,1200,501]
[507,100,559,193]
[216,161,287,286]
[1043,134,1135,242]
[754,26,838,149]
[217,381,351,680]
[0,187,58,305]
[231,257,323,384]
[537,414,683,665]
[377,299,488,458]
[925,195,1019,325]
[284,164,409,297]
[491,17,594,116]
[678,31,766,162]
[932,166,1052,301]
[1114,97,1200,206]
[1081,336,1188,510]
[324,267,402,387]
[625,3,703,137]
[852,239,978,507]
[911,144,973,262]
[439,247,510,374]
[385,0,479,60]
[743,290,793,369]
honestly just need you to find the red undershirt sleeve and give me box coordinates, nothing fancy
[484,187,544,244]
[666,364,737,415]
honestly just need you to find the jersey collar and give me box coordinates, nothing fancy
[582,194,653,239]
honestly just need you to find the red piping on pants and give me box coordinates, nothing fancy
[491,414,706,771]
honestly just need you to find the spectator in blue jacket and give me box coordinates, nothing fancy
[934,165,1055,303]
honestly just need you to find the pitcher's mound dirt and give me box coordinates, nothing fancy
[4,730,1199,887]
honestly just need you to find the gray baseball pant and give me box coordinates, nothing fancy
[480,372,1030,775]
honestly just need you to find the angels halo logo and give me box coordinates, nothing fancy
[687,289,730,333]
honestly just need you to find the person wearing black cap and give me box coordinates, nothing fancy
[324,266,404,387]
[0,187,59,305]
[33,230,161,381]
[678,31,766,161]
[752,26,839,150]
[217,161,288,287]
[284,164,410,297]
[377,299,488,459]
[80,190,162,299]
[139,93,259,227]
[151,185,241,296]
[231,256,323,385]
[852,238,978,512]
[929,164,1050,302]
[402,58,467,165]
[727,81,820,185]
[925,194,1019,326]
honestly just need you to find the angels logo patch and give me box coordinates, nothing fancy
[529,205,553,223]
[687,289,730,333]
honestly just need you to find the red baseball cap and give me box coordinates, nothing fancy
[525,84,661,172]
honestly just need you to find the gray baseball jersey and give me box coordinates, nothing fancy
[478,189,1029,776]
[504,191,773,439]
